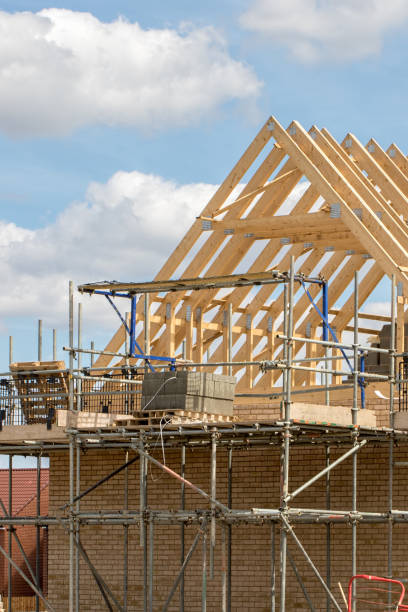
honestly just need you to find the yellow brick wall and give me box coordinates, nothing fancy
[47,423,408,611]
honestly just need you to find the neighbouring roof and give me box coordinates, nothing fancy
[0,468,49,516]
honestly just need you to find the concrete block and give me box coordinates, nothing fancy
[394,411,408,430]
[290,403,376,428]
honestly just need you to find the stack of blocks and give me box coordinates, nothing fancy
[141,371,235,416]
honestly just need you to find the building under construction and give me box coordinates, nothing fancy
[1,116,408,610]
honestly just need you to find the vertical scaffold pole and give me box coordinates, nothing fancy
[123,450,129,611]
[326,445,331,612]
[69,435,75,612]
[68,281,74,612]
[75,443,80,612]
[388,274,396,604]
[53,329,57,361]
[144,294,150,363]
[271,523,276,612]
[280,256,295,612]
[210,430,217,579]
[149,518,154,612]
[35,455,41,612]
[8,336,13,365]
[7,455,12,612]
[202,523,207,612]
[38,319,42,362]
[90,341,94,367]
[130,295,137,358]
[227,446,232,612]
[322,282,329,405]
[351,271,358,611]
[139,437,148,612]
[180,445,185,612]
[76,303,82,611]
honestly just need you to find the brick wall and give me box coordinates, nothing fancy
[47,405,408,611]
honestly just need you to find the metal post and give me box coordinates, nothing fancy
[69,436,75,612]
[280,256,295,612]
[130,296,137,357]
[271,523,276,612]
[227,446,232,612]
[202,524,207,612]
[8,336,13,365]
[35,455,41,612]
[53,329,57,361]
[322,282,329,405]
[38,319,42,362]
[221,523,227,612]
[388,274,396,603]
[139,438,147,612]
[7,455,12,612]
[77,304,82,412]
[148,518,154,612]
[124,451,129,611]
[228,304,232,377]
[144,294,150,356]
[351,271,358,611]
[180,445,185,612]
[326,445,331,612]
[68,281,75,612]
[90,341,95,367]
[75,443,80,612]
[210,430,217,579]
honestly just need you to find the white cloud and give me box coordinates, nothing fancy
[0,9,261,137]
[240,0,408,63]
[0,171,217,327]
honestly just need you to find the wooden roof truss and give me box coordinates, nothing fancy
[89,116,408,394]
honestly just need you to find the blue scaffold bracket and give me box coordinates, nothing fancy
[299,279,364,394]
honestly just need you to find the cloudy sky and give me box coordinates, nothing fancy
[0,0,406,369]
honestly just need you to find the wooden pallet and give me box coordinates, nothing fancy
[10,360,69,424]
[113,410,236,430]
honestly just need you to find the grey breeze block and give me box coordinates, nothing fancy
[141,371,236,416]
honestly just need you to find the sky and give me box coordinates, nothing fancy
[0,0,406,371]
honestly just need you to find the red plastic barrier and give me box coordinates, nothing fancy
[348,574,406,611]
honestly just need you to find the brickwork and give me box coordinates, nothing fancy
[47,403,408,611]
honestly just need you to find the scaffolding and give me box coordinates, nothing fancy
[0,263,406,612]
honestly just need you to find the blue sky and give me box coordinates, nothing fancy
[0,0,407,371]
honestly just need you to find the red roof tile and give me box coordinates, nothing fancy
[0,468,48,515]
